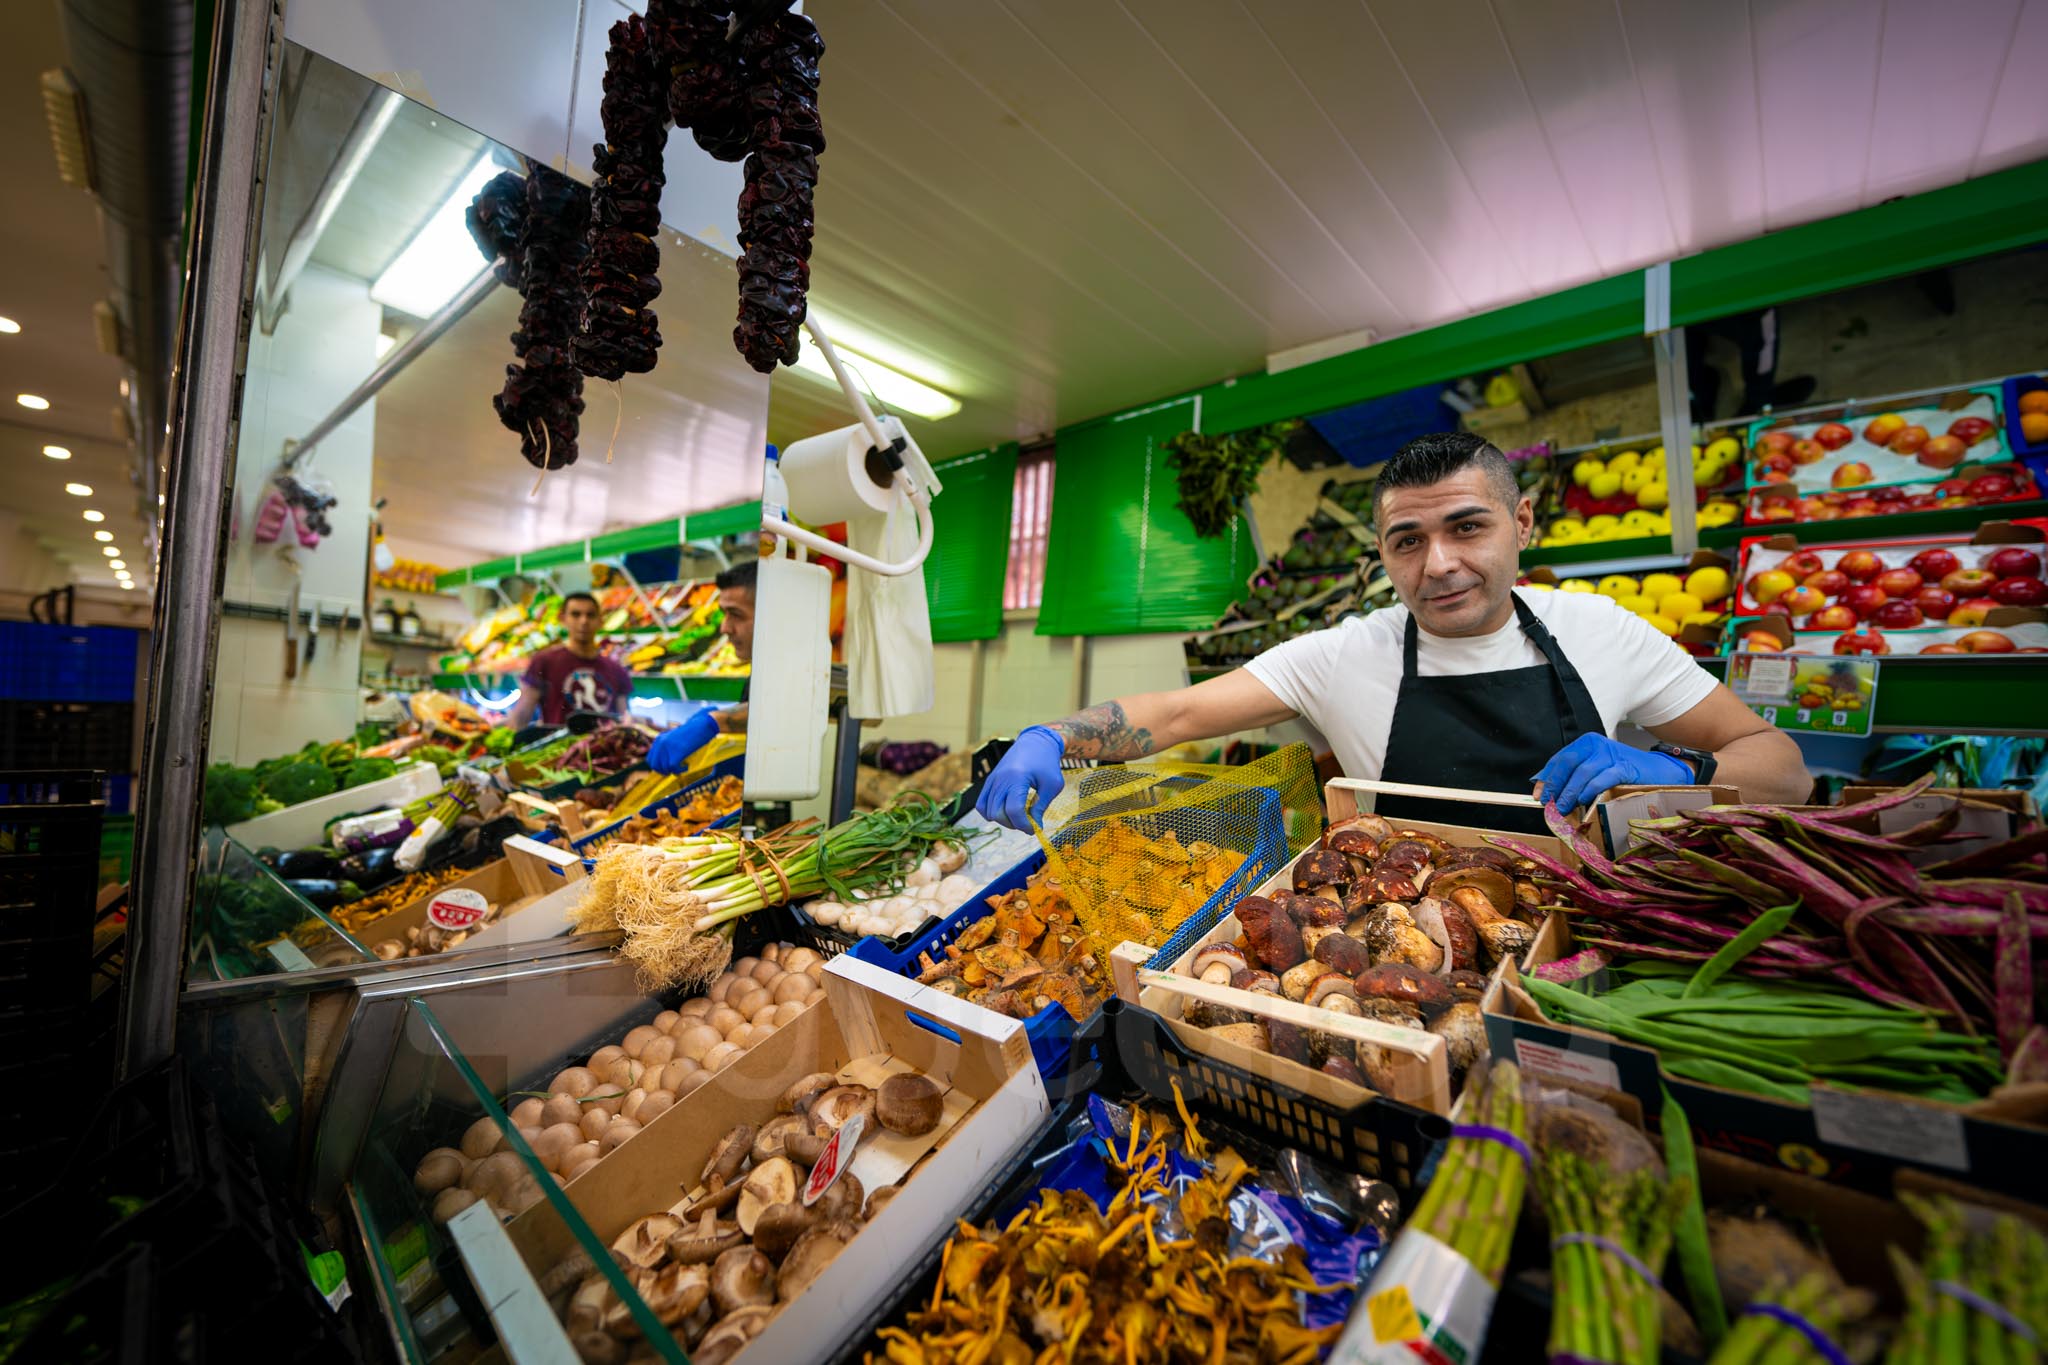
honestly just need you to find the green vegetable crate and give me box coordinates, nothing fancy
[1482,912,2046,1209]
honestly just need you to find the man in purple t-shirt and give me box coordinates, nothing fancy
[505,592,633,729]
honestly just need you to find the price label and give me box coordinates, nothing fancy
[1729,654,1877,737]
[801,1112,863,1206]
[426,887,489,931]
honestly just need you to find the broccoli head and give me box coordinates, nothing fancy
[341,757,398,789]
[262,761,338,806]
[203,764,262,825]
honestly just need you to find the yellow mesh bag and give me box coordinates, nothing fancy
[1034,743,1322,962]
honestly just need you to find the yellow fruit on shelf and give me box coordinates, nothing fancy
[1690,445,1704,460]
[1588,471,1624,499]
[1559,578,1595,593]
[1645,615,1680,636]
[1621,465,1656,495]
[1706,436,1741,462]
[1586,514,1621,533]
[1641,573,1684,600]
[1572,459,1604,487]
[1652,512,1672,532]
[1522,581,1555,591]
[1681,609,1725,628]
[1608,450,1642,472]
[1549,518,1586,542]
[1659,590,1704,621]
[1597,574,1640,599]
[1637,482,1670,510]
[1645,446,1665,466]
[1685,566,1732,604]
[1617,594,1659,617]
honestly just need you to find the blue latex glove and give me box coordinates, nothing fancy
[1532,733,1691,814]
[647,707,722,774]
[975,726,1067,830]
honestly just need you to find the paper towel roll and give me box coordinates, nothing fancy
[779,420,901,524]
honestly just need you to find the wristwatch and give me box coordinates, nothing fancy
[1651,742,1718,785]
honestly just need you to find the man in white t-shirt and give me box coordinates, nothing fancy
[979,432,1809,834]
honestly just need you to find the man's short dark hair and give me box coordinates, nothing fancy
[1373,432,1522,524]
[714,559,757,594]
[561,590,600,613]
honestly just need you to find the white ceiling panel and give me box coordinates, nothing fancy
[1751,0,1886,227]
[1866,0,2024,196]
[1971,0,2048,172]
[1620,0,1768,250]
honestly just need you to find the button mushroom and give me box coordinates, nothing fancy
[737,1156,799,1236]
[710,1245,776,1316]
[876,1074,944,1137]
[413,1147,466,1197]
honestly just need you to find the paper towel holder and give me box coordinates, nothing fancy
[760,314,943,579]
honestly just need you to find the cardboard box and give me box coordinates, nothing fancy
[1484,914,2047,1205]
[1833,784,2032,866]
[356,837,588,955]
[503,955,1047,1364]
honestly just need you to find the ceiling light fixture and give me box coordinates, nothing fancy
[370,154,501,318]
[110,559,126,570]
[119,581,134,591]
[42,69,94,191]
[43,444,70,459]
[16,394,50,410]
[102,545,120,557]
[787,328,962,421]
[65,482,92,496]
[82,509,104,522]
[94,530,112,542]
[0,316,19,334]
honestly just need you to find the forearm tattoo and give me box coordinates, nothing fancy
[1049,702,1156,761]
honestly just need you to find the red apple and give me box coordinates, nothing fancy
[1804,569,1851,596]
[1958,630,2016,654]
[1871,599,1925,629]
[1834,625,1890,656]
[1935,477,1972,498]
[1912,586,1958,621]
[1844,499,1881,517]
[1968,472,2018,501]
[1949,600,1995,627]
[1780,585,1828,616]
[1838,550,1885,583]
[1908,548,1961,580]
[1947,416,1995,445]
[1873,485,1911,503]
[1918,642,1966,654]
[1813,422,1853,450]
[1985,547,2043,580]
[1841,584,1890,618]
[1990,576,2048,607]
[1887,425,1930,455]
[1918,435,1968,470]
[1758,467,1794,485]
[1875,568,1923,597]
[1756,430,1796,454]
[1905,493,1940,510]
[1781,550,1826,578]
[1807,604,1859,632]
[1805,505,1842,521]
[1863,413,1907,446]
[1759,503,1799,523]
[1791,438,1828,466]
[1942,568,1997,598]
[1832,462,1873,488]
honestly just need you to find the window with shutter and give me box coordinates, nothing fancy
[922,444,1016,642]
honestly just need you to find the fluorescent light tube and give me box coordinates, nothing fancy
[371,155,501,318]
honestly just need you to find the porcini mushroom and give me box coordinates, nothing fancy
[1189,942,1246,986]
[876,1074,943,1137]
[1279,958,1325,1002]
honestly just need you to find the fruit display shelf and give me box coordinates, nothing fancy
[430,672,747,703]
[1692,653,2048,735]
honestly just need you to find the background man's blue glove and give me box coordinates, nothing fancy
[647,707,722,775]
[1532,733,1691,814]
[975,726,1066,830]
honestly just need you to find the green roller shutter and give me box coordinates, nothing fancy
[1037,401,1257,636]
[924,445,1016,642]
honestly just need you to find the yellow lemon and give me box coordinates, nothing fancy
[1645,614,1680,636]
[1588,470,1624,499]
[1522,580,1555,591]
[1559,578,1596,594]
[1681,609,1724,627]
[1645,445,1665,466]
[1617,594,1659,617]
[1607,450,1642,472]
[1548,518,1585,542]
[1659,590,1703,621]
[1652,512,1672,532]
[1706,436,1741,462]
[1572,459,1604,487]
[1686,566,1732,604]
[1641,573,1684,600]
[1597,574,1639,599]
[1621,465,1657,494]
[1585,515,1622,536]
[1637,482,1670,510]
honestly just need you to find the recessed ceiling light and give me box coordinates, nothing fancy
[16,393,50,410]
[157,492,165,504]
[109,559,126,569]
[65,482,92,496]
[0,316,19,334]
[102,545,120,556]
[43,445,70,460]
[94,530,112,541]
[119,580,134,590]
[82,509,104,522]
[371,154,500,317]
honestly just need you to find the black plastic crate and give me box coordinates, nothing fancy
[0,770,104,1028]
[0,700,135,771]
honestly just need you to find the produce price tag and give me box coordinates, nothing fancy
[802,1112,862,1206]
[426,887,490,931]
[1728,654,1878,737]
[1810,1086,1969,1172]
[1327,1229,1493,1364]
[266,938,317,972]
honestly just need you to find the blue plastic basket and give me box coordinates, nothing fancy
[2003,373,2048,487]
[566,754,746,861]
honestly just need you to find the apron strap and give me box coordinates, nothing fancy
[1509,592,1606,739]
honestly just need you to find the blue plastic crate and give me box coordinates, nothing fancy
[2004,373,2048,487]
[0,624,141,704]
[539,755,746,870]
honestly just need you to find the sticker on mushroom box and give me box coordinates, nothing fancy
[802,1112,862,1206]
[426,887,490,931]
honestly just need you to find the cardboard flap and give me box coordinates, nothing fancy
[820,955,1035,1098]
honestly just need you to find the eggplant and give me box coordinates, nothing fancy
[273,848,341,879]
[338,846,400,889]
[282,878,365,909]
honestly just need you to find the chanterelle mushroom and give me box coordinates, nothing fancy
[876,1074,943,1137]
[667,1209,744,1265]
[611,1213,682,1269]
[737,1156,799,1236]
[710,1245,776,1315]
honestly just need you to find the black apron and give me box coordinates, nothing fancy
[1376,591,1605,836]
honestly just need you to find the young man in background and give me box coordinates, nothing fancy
[504,591,631,730]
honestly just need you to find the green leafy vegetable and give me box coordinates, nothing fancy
[1165,420,1301,538]
[341,757,398,789]
[262,761,339,806]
